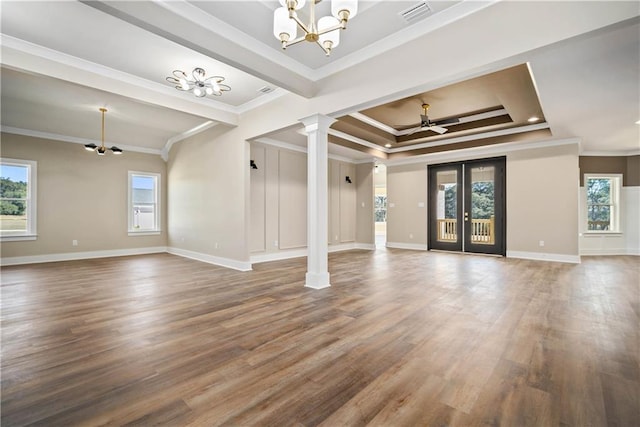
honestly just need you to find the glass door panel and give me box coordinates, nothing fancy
[429,165,462,252]
[464,159,505,255]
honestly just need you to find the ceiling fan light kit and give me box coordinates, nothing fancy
[166,67,231,98]
[273,0,358,56]
[84,108,123,156]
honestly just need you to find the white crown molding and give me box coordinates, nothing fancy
[161,121,218,161]
[313,0,501,79]
[152,0,498,82]
[252,136,361,164]
[328,129,390,154]
[382,137,581,167]
[154,0,315,78]
[1,126,163,156]
[253,137,308,154]
[389,123,551,153]
[349,112,398,135]
[580,150,640,156]
[0,35,260,121]
[350,108,510,138]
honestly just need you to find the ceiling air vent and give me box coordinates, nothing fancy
[258,86,275,94]
[399,2,431,23]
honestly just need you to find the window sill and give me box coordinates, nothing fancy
[582,231,623,237]
[128,230,161,236]
[1,234,37,242]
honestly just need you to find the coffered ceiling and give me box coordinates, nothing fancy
[1,1,638,160]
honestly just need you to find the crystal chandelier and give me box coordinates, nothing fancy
[273,0,358,56]
[166,68,231,98]
[84,108,123,155]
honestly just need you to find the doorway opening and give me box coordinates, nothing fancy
[374,164,387,248]
[428,157,506,255]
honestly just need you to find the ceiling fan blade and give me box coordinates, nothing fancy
[429,125,448,134]
[406,126,424,135]
[434,117,460,126]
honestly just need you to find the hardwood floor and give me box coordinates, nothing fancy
[1,249,638,426]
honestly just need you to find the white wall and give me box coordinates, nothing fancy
[579,186,640,255]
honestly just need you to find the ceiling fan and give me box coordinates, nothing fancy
[403,103,459,135]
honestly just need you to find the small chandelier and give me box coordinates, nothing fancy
[166,68,231,98]
[84,108,123,155]
[273,0,358,56]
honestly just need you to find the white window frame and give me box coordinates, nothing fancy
[128,171,161,236]
[584,173,622,234]
[0,158,37,241]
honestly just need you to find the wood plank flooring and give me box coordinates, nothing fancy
[1,249,638,426]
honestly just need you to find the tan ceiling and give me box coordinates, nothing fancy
[329,63,550,158]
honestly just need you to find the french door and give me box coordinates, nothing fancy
[428,157,506,255]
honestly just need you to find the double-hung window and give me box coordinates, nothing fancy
[0,158,37,241]
[128,171,160,235]
[585,174,621,232]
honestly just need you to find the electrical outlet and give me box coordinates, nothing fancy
[214,242,219,249]
[409,233,414,239]
[72,240,78,246]
[274,240,278,247]
[539,240,545,247]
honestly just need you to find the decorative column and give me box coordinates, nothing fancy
[300,114,335,289]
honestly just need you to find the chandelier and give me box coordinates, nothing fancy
[84,108,123,155]
[166,68,231,98]
[273,0,358,56]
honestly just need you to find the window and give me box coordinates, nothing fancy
[1,158,37,241]
[585,174,621,232]
[128,171,160,235]
[374,194,387,222]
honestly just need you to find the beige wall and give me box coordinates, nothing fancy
[166,126,249,262]
[1,133,167,259]
[384,143,581,258]
[356,162,375,245]
[249,142,372,258]
[579,155,640,186]
[506,144,579,257]
[386,163,428,247]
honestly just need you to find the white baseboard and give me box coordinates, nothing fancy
[0,246,168,266]
[507,250,581,264]
[250,248,308,264]
[250,242,376,264]
[581,248,640,256]
[329,242,375,252]
[167,247,252,271]
[386,241,429,251]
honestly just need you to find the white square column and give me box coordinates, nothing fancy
[300,114,335,289]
